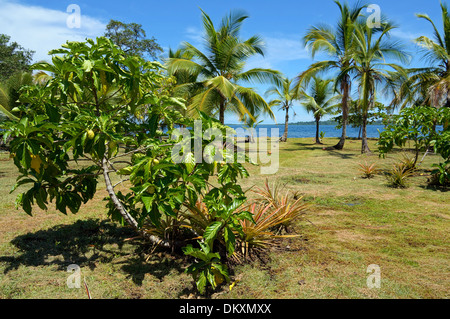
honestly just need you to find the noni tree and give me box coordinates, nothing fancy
[1,37,256,294]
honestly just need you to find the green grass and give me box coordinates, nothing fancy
[0,137,449,299]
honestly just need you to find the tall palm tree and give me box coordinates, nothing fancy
[265,77,296,142]
[166,9,282,124]
[395,2,450,109]
[166,48,199,119]
[339,21,409,153]
[298,76,339,144]
[297,0,367,150]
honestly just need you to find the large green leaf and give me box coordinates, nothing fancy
[203,221,223,245]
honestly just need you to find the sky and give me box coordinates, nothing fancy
[0,0,445,123]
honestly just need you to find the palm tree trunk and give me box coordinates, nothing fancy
[334,76,349,150]
[315,117,322,144]
[361,113,371,154]
[280,106,289,142]
[219,100,226,124]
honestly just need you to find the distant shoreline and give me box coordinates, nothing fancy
[226,121,384,126]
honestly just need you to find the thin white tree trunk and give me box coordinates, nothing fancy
[101,156,172,247]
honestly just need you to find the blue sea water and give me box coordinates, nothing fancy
[226,124,385,139]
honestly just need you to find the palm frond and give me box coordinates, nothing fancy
[233,85,275,121]
[236,68,283,86]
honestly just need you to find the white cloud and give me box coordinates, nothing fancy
[179,28,309,70]
[245,35,309,70]
[185,26,204,45]
[390,29,421,42]
[0,0,106,63]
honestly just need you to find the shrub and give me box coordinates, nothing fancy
[429,160,450,188]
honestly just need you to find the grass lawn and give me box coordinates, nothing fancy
[0,137,448,299]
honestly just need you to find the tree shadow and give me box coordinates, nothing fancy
[282,142,326,152]
[0,218,185,286]
[419,185,449,192]
[282,142,360,159]
[0,219,137,273]
[118,253,186,286]
[325,149,358,160]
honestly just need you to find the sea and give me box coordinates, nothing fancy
[226,124,385,139]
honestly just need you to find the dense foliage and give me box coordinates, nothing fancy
[0,34,34,82]
[104,20,163,60]
[378,105,450,187]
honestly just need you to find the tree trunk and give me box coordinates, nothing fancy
[101,156,173,248]
[315,117,322,144]
[219,100,225,125]
[361,114,371,154]
[280,106,289,142]
[333,76,349,150]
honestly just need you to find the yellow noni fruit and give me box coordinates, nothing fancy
[86,129,95,140]
[30,155,43,173]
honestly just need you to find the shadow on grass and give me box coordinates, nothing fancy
[0,218,185,286]
[282,141,327,152]
[325,149,358,159]
[283,141,363,159]
[419,185,449,192]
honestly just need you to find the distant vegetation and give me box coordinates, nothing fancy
[290,120,383,126]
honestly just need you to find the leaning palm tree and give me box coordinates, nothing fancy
[166,9,282,124]
[265,77,296,142]
[166,48,199,118]
[0,82,15,120]
[298,76,340,144]
[397,2,450,109]
[0,71,34,120]
[297,0,367,149]
[340,21,409,153]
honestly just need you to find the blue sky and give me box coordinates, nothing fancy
[0,0,445,123]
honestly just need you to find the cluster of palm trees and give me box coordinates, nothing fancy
[165,1,450,154]
[165,9,338,146]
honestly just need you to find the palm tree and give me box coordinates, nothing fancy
[298,76,339,144]
[166,48,199,119]
[298,0,367,150]
[395,2,450,109]
[265,77,296,142]
[0,71,34,120]
[242,112,263,143]
[166,9,282,124]
[339,21,409,153]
